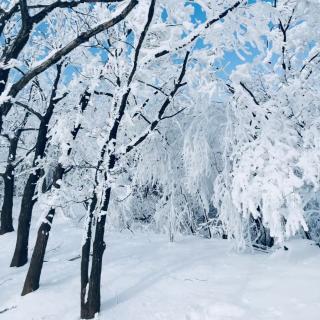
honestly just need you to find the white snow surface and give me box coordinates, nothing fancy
[1,212,320,320]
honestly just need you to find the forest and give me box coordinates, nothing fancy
[0,0,320,319]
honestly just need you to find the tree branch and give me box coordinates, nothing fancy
[2,0,138,117]
[142,1,242,64]
[20,0,30,23]
[18,127,38,132]
[300,51,320,73]
[125,51,190,154]
[13,145,36,168]
[0,133,10,142]
[93,90,113,97]
[127,0,156,85]
[0,3,19,35]
[137,79,168,96]
[96,0,156,173]
[240,81,260,106]
[15,101,43,119]
[31,0,126,24]
[161,107,186,120]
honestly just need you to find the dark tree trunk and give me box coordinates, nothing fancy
[0,131,23,235]
[21,208,55,295]
[0,167,14,234]
[0,69,9,101]
[203,209,212,239]
[80,228,92,319]
[21,164,66,294]
[257,223,274,248]
[10,173,38,267]
[10,115,49,267]
[10,63,64,267]
[81,189,110,319]
[81,194,98,319]
[20,89,91,294]
[250,215,274,249]
[0,70,10,130]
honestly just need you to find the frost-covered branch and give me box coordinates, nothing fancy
[15,101,43,120]
[141,1,243,64]
[239,82,259,106]
[125,51,189,154]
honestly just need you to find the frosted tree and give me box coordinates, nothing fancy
[0,1,291,318]
[0,0,138,131]
[129,61,228,241]
[214,0,320,248]
[0,107,35,234]
[21,87,92,295]
[77,0,255,316]
[10,61,70,267]
[0,1,139,271]
[20,47,116,294]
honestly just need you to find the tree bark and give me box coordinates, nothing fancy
[250,215,274,249]
[0,167,14,234]
[81,189,110,319]
[10,173,38,267]
[81,194,98,319]
[10,120,50,267]
[0,126,24,235]
[21,164,65,294]
[0,69,9,100]
[21,208,55,295]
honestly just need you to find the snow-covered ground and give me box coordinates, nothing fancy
[1,212,320,320]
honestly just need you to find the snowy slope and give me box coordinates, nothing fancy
[1,212,320,320]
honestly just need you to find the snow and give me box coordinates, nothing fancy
[1,209,320,320]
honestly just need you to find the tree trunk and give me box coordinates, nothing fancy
[81,194,98,319]
[0,112,30,235]
[203,209,212,239]
[10,63,64,267]
[10,173,38,267]
[250,215,274,249]
[80,229,93,319]
[81,189,110,319]
[10,82,59,266]
[0,70,9,132]
[21,208,55,295]
[0,168,14,234]
[21,163,66,293]
[21,89,91,293]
